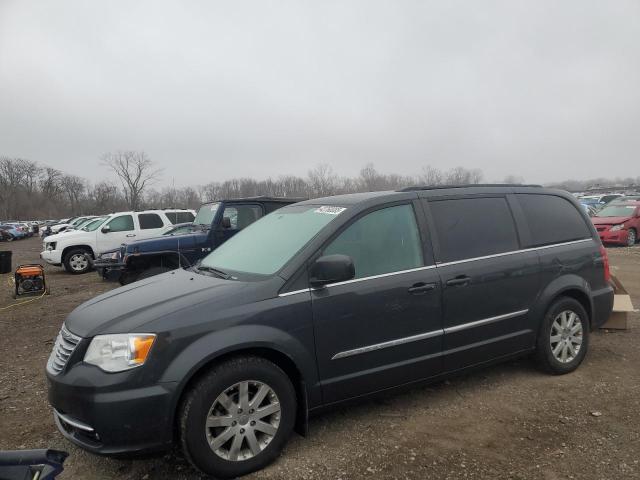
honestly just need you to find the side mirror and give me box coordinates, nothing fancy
[310,254,355,288]
[221,217,232,229]
[101,226,111,234]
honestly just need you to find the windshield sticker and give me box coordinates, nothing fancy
[315,206,346,215]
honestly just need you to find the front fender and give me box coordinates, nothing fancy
[161,323,320,411]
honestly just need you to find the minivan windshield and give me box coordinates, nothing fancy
[200,204,345,276]
[194,202,220,226]
[595,205,638,217]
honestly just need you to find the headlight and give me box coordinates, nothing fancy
[84,334,156,372]
[610,224,625,231]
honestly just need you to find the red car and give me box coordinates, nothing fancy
[591,201,640,246]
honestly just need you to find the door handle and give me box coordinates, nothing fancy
[446,276,471,287]
[126,234,136,237]
[408,282,437,294]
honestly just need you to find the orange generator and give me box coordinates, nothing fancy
[14,264,48,298]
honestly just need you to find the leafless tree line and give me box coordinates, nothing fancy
[5,150,636,220]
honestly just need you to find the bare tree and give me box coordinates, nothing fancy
[307,164,338,198]
[419,166,443,186]
[101,151,161,210]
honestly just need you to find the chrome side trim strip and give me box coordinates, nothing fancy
[278,288,311,297]
[331,329,443,360]
[278,239,593,297]
[444,309,529,334]
[54,409,95,432]
[325,265,437,288]
[436,239,592,268]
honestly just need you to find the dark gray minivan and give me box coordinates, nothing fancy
[46,185,614,478]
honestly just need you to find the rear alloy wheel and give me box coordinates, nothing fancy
[180,356,296,479]
[627,228,637,247]
[535,297,589,375]
[63,249,92,274]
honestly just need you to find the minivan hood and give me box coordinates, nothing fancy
[592,216,632,225]
[64,268,271,338]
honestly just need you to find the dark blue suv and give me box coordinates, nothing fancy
[94,197,302,284]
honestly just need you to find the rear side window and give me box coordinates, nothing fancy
[176,212,195,223]
[106,215,134,232]
[518,194,591,246]
[323,204,424,279]
[138,213,164,229]
[430,197,519,263]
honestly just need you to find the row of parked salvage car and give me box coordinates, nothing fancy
[39,193,640,283]
[0,220,41,241]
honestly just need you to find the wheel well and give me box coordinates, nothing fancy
[62,245,95,261]
[556,289,592,326]
[174,347,308,438]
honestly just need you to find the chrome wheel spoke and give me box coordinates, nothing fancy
[206,415,233,428]
[250,384,270,409]
[210,427,235,450]
[550,334,562,344]
[254,420,277,436]
[570,323,582,335]
[228,431,243,461]
[217,392,236,412]
[255,403,280,420]
[561,344,568,362]
[239,381,250,412]
[570,335,582,345]
[552,342,564,356]
[245,429,261,456]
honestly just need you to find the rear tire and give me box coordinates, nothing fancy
[535,297,589,375]
[179,356,296,479]
[63,248,92,274]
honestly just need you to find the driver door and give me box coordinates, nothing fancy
[311,202,443,404]
[96,214,137,254]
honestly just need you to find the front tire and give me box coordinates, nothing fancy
[627,228,637,247]
[179,356,296,479]
[63,248,92,274]
[535,297,590,375]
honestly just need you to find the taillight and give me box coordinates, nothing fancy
[599,245,611,283]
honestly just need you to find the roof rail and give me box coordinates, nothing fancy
[398,183,542,192]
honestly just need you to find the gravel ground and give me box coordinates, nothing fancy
[1,237,639,479]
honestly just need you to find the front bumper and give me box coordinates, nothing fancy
[598,229,629,245]
[93,259,126,281]
[40,249,62,266]
[47,364,178,455]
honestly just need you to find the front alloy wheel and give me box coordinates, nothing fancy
[206,381,281,461]
[627,228,637,247]
[180,356,296,479]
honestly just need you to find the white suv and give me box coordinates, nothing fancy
[40,209,195,274]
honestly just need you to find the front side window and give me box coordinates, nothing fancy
[430,197,519,262]
[176,211,195,223]
[106,215,134,232]
[83,217,107,231]
[201,205,344,275]
[222,205,263,230]
[138,213,164,229]
[323,204,424,279]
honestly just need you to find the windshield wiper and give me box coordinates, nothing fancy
[195,265,231,279]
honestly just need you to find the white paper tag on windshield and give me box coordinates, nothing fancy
[315,206,346,215]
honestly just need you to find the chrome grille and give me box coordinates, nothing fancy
[47,325,81,375]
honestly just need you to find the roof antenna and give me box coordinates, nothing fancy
[177,234,182,269]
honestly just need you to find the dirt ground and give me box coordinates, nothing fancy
[1,236,639,480]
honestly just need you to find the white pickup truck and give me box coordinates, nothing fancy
[40,209,195,274]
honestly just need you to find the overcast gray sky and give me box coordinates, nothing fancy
[1,0,639,187]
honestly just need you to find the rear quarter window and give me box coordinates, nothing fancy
[517,194,591,246]
[176,212,195,223]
